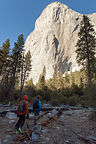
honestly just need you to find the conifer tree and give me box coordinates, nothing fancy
[0,39,10,74]
[75,15,96,84]
[59,68,64,88]
[37,66,46,89]
[0,39,10,99]
[20,50,32,97]
[52,64,58,89]
[64,69,69,85]
[9,34,24,100]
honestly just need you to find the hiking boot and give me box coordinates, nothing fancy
[16,130,18,134]
[18,128,22,134]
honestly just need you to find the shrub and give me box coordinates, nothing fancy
[59,96,68,105]
[68,95,79,106]
[89,111,96,121]
[51,98,59,106]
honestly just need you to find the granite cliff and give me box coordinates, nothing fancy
[24,2,96,84]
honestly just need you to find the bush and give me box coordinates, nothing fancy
[68,95,79,106]
[64,87,72,97]
[83,84,96,107]
[72,84,83,96]
[79,95,89,108]
[89,111,96,121]
[59,96,68,105]
[51,98,59,106]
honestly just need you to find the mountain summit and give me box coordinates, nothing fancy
[24,2,96,84]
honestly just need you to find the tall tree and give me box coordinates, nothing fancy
[75,15,96,85]
[0,39,10,74]
[37,66,46,89]
[9,34,24,100]
[0,39,10,99]
[20,50,32,97]
[51,64,59,89]
[59,68,64,88]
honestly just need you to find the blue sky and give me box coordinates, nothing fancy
[0,0,96,49]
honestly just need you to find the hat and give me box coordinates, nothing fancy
[23,95,28,101]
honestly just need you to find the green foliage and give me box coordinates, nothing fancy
[75,15,96,84]
[89,111,96,121]
[51,64,59,89]
[20,50,32,95]
[23,78,36,99]
[68,95,79,106]
[1,39,10,56]
[58,69,64,88]
[71,83,83,96]
[83,84,96,107]
[51,98,59,106]
[37,66,46,89]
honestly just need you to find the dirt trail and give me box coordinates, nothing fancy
[0,108,96,144]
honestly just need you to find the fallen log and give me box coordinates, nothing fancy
[41,109,63,127]
[0,106,82,116]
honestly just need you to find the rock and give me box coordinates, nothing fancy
[29,113,34,118]
[47,112,53,118]
[63,110,73,116]
[24,1,96,84]
[5,112,17,119]
[34,124,41,134]
[51,109,58,115]
[45,137,50,142]
[88,106,94,111]
[3,135,12,143]
[43,103,51,108]
[41,129,48,133]
[9,120,15,124]
[56,126,60,129]
[87,135,96,141]
[31,132,40,141]
[66,140,71,144]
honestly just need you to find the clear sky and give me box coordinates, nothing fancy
[0,0,96,49]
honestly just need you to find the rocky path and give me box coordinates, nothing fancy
[0,106,96,144]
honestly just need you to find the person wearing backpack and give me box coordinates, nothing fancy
[15,95,29,134]
[33,97,41,125]
[33,97,41,116]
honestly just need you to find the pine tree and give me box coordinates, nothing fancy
[2,39,10,56]
[0,39,11,99]
[37,66,46,89]
[52,64,58,89]
[75,15,96,85]
[0,39,10,74]
[20,50,32,97]
[59,68,64,88]
[9,34,24,100]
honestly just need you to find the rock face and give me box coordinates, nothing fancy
[24,2,96,84]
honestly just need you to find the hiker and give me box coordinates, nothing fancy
[33,97,41,125]
[33,97,41,116]
[15,95,29,134]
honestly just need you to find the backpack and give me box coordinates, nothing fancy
[34,100,39,109]
[19,101,25,113]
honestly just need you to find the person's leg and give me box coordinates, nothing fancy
[15,115,22,134]
[34,111,38,125]
[19,115,25,128]
[15,115,21,130]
